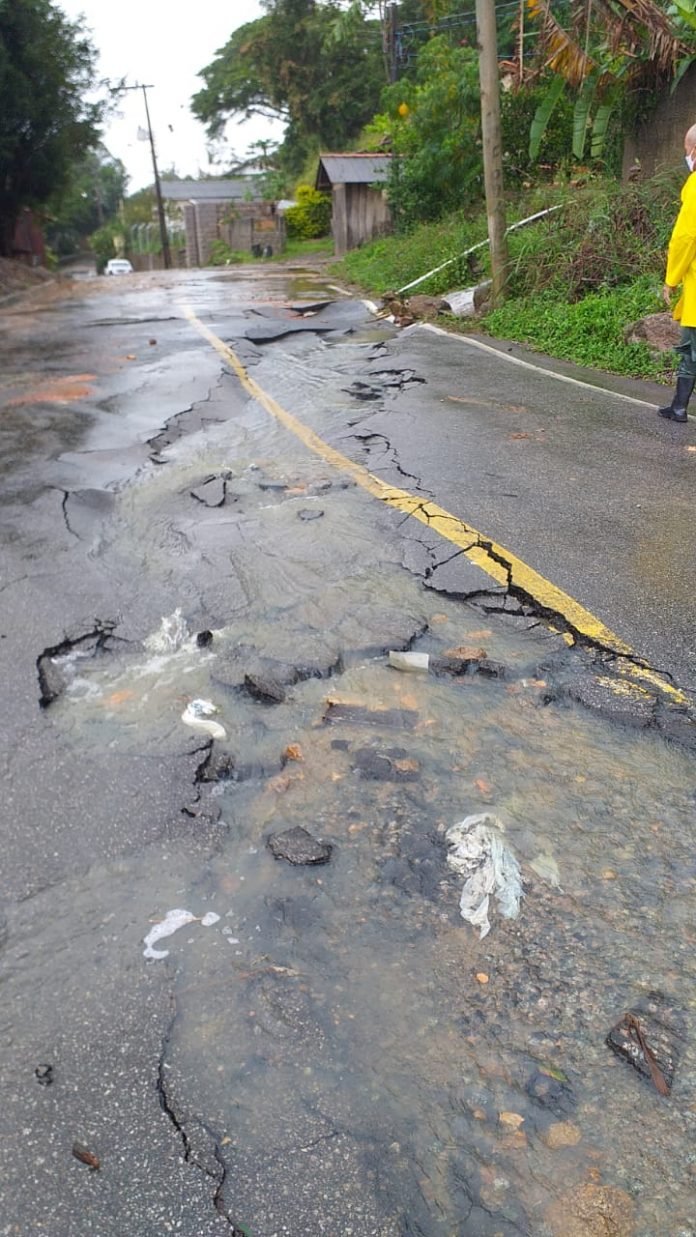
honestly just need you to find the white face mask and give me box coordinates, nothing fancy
[686,151,696,172]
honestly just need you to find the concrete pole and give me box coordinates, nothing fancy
[475,0,509,305]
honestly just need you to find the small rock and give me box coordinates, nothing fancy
[35,1064,53,1087]
[282,743,304,764]
[196,630,213,648]
[267,825,332,865]
[542,1121,581,1150]
[475,972,489,985]
[243,673,286,704]
[624,311,680,354]
[408,293,447,317]
[148,338,157,346]
[499,1111,524,1129]
[297,508,324,521]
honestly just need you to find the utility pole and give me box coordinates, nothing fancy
[119,82,171,270]
[385,1,399,84]
[475,0,508,305]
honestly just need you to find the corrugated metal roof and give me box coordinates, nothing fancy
[316,154,392,188]
[160,178,262,202]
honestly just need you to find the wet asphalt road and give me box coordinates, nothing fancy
[1,267,696,1237]
[346,325,696,694]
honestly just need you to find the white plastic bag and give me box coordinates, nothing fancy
[446,813,523,938]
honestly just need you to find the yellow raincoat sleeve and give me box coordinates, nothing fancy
[666,173,696,322]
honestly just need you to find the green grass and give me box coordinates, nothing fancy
[278,236,334,260]
[333,178,680,382]
[483,276,673,381]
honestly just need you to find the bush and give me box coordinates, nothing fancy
[208,239,245,266]
[284,185,331,239]
[483,275,670,379]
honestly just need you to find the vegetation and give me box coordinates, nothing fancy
[0,0,102,254]
[45,150,127,258]
[337,172,684,379]
[208,239,245,265]
[284,185,331,238]
[192,0,386,175]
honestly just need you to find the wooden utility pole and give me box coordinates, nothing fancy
[475,0,508,305]
[119,82,171,270]
[140,85,172,270]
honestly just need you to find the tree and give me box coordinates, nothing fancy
[192,0,385,174]
[526,0,693,163]
[0,0,101,254]
[46,149,127,256]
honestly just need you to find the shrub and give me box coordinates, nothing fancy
[284,185,331,239]
[208,239,244,266]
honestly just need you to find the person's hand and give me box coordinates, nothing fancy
[663,283,675,307]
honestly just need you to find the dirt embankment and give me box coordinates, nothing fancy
[0,256,53,299]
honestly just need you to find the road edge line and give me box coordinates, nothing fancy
[416,322,658,409]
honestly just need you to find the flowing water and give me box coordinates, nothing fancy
[3,271,696,1236]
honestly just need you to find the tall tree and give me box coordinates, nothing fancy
[192,0,385,173]
[46,148,127,256]
[0,0,101,254]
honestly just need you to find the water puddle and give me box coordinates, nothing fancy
[42,466,696,1232]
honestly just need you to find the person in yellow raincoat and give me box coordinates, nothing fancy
[660,124,696,422]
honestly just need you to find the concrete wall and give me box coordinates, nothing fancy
[623,65,696,178]
[128,249,186,272]
[332,183,391,256]
[182,200,285,266]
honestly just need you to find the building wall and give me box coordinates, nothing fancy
[623,64,696,179]
[332,183,391,256]
[180,201,286,266]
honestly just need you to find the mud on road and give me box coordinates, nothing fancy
[1,268,695,1236]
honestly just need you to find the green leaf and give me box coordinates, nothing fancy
[529,76,566,162]
[671,54,696,95]
[590,100,615,158]
[540,1064,570,1083]
[572,78,596,161]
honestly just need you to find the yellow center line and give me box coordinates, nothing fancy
[182,303,687,706]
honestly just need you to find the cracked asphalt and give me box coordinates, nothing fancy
[2,266,696,1237]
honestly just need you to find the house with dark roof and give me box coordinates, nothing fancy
[315,154,392,256]
[159,178,284,266]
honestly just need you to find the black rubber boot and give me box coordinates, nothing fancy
[658,375,695,422]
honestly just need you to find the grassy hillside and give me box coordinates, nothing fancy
[335,176,682,382]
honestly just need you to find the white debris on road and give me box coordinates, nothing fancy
[445,813,523,938]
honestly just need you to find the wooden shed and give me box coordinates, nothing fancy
[315,154,392,256]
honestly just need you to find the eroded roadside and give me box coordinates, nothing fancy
[1,269,695,1237]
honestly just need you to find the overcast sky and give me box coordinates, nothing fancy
[57,0,285,190]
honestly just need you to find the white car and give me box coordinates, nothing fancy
[104,258,134,276]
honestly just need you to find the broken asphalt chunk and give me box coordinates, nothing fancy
[267,825,332,865]
[323,701,418,730]
[243,673,287,704]
[353,747,421,782]
[35,1064,53,1087]
[190,475,226,507]
[607,1001,683,1096]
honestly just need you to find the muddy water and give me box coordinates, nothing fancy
[44,389,696,1236]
